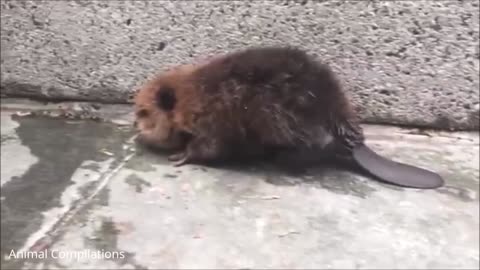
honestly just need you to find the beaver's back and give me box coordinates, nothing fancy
[188,46,363,150]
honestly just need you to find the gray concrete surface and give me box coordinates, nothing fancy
[1,99,479,269]
[1,0,479,131]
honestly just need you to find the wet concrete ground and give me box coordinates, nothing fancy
[0,101,479,269]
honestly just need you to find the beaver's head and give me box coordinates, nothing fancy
[133,64,197,151]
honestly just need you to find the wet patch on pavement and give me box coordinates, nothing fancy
[1,114,133,269]
[124,174,152,193]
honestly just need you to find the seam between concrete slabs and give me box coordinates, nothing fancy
[10,144,136,258]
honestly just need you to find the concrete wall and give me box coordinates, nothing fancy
[1,0,479,130]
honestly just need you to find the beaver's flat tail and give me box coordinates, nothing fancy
[352,144,444,189]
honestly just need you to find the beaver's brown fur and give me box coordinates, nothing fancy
[133,46,446,189]
[134,46,365,166]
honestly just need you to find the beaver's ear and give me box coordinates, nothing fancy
[155,86,176,111]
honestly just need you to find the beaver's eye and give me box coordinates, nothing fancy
[136,109,149,118]
[156,86,176,111]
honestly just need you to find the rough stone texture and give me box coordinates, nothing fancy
[1,0,479,130]
[1,101,479,269]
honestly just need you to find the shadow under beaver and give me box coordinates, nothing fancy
[135,138,398,192]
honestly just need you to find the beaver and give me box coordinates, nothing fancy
[133,46,444,189]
